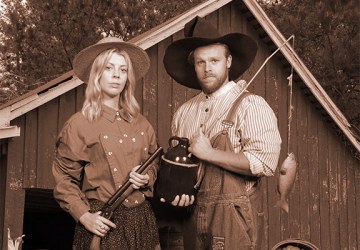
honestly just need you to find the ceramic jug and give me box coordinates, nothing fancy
[155,136,200,202]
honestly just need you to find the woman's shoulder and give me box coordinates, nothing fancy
[65,111,88,125]
[60,111,89,134]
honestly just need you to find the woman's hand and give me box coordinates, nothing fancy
[129,165,150,189]
[79,211,116,237]
[160,194,195,207]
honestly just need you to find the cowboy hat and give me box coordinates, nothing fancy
[73,36,150,83]
[163,16,258,89]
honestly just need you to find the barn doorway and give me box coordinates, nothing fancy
[23,189,75,250]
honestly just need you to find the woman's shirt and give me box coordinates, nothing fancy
[171,81,282,190]
[53,105,158,221]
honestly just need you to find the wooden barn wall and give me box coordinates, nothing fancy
[2,2,359,249]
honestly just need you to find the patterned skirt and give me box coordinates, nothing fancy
[73,199,159,250]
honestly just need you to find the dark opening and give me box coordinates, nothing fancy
[23,189,75,250]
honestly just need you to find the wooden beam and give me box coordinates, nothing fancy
[0,126,20,139]
[9,78,83,123]
[130,0,232,49]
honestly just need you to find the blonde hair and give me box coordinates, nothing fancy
[81,49,140,122]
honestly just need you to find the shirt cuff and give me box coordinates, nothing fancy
[244,151,266,176]
[70,202,90,221]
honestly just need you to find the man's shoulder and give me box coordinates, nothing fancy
[179,93,202,108]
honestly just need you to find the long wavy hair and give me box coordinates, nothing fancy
[81,49,140,122]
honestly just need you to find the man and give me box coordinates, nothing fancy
[162,16,282,250]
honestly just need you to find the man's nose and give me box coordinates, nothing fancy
[205,61,212,71]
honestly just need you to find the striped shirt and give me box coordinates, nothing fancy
[171,81,282,190]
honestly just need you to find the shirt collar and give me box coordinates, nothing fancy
[101,104,132,123]
[201,81,237,100]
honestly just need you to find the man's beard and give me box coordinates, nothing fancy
[199,74,228,95]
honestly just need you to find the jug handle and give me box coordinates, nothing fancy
[168,136,181,148]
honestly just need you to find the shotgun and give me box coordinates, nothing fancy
[89,146,163,250]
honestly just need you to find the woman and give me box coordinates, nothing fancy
[52,37,160,249]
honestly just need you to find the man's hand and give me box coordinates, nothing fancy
[188,128,213,161]
[79,211,116,237]
[160,194,195,206]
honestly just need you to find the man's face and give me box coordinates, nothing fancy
[193,44,232,95]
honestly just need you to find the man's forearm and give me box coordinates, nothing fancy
[205,148,254,176]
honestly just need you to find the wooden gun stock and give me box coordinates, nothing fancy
[89,147,163,250]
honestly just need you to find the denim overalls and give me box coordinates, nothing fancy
[183,92,263,250]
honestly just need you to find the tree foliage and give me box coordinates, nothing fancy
[260,0,360,131]
[0,0,204,104]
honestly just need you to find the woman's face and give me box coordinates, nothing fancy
[99,53,128,100]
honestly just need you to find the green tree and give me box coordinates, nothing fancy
[260,0,360,131]
[0,0,204,104]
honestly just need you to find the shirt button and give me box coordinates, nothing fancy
[132,138,136,142]
[124,134,128,137]
[205,108,209,112]
[119,139,123,143]
[108,152,113,155]
[144,147,147,151]
[113,168,117,172]
[141,132,144,135]
[103,135,108,139]
[117,117,121,121]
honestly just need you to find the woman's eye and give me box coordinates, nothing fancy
[121,68,128,73]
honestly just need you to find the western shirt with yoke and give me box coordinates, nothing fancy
[53,105,158,221]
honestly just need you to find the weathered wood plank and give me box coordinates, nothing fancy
[355,161,360,250]
[338,146,348,250]
[3,116,26,250]
[265,57,281,249]
[135,78,144,114]
[58,88,76,133]
[308,102,321,247]
[143,45,158,130]
[171,31,188,120]
[157,37,173,148]
[329,131,340,250]
[297,89,310,240]
[23,109,38,188]
[318,118,331,250]
[37,98,58,188]
[75,84,85,111]
[346,154,358,250]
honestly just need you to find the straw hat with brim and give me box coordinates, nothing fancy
[163,16,258,90]
[73,37,150,83]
